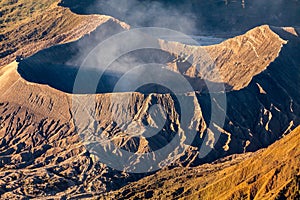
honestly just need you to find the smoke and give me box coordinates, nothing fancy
[70,26,203,94]
[85,0,197,34]
[64,0,200,78]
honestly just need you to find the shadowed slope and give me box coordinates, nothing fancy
[0,25,299,198]
[15,25,300,163]
[102,126,300,199]
[0,0,129,67]
[161,25,286,90]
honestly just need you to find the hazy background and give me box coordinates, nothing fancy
[59,0,300,35]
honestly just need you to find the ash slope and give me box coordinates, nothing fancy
[105,125,300,200]
[0,0,129,67]
[0,25,299,199]
[17,25,300,158]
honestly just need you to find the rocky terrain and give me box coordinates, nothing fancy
[104,126,300,199]
[0,0,129,67]
[0,0,299,199]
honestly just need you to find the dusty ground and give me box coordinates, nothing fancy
[0,1,299,199]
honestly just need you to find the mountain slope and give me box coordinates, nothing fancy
[0,0,129,67]
[1,1,299,199]
[104,125,300,200]
[161,25,286,90]
[18,24,300,160]
[0,24,299,198]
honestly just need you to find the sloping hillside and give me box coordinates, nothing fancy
[17,25,300,162]
[0,1,299,198]
[0,0,129,66]
[0,25,299,198]
[102,126,300,199]
[160,25,286,90]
